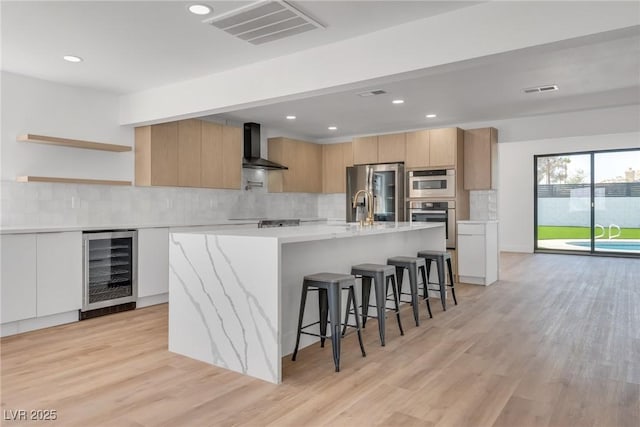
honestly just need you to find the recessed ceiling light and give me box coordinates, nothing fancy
[286,115,296,120]
[188,4,211,15]
[392,99,404,104]
[328,126,338,131]
[63,55,83,63]
[425,114,437,118]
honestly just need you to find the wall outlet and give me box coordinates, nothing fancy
[71,196,79,209]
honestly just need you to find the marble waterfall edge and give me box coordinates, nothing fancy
[169,233,280,383]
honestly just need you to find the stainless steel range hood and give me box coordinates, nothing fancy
[243,122,288,170]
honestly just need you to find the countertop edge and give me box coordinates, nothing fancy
[0,218,331,234]
[171,222,445,244]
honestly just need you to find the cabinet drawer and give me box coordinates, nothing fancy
[458,223,485,235]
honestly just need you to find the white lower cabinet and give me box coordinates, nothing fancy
[1,232,82,329]
[37,232,83,316]
[1,234,37,323]
[457,221,499,286]
[137,228,169,298]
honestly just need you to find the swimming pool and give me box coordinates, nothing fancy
[568,241,640,251]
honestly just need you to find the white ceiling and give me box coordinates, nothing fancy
[1,0,480,94]
[208,27,640,140]
[2,1,638,140]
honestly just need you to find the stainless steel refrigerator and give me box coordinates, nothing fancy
[346,163,405,223]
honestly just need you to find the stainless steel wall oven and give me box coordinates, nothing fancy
[408,200,456,249]
[408,169,456,199]
[81,231,137,319]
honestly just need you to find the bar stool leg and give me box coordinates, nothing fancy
[408,265,420,326]
[341,287,353,337]
[388,274,404,336]
[394,266,405,297]
[318,288,328,347]
[327,285,342,372]
[419,265,433,318]
[437,257,446,311]
[373,271,386,346]
[292,283,309,361]
[361,276,372,329]
[447,258,458,305]
[349,285,366,358]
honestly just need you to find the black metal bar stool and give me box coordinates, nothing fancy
[348,264,404,346]
[386,256,433,326]
[292,273,366,372]
[417,250,457,311]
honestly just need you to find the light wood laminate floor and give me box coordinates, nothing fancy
[1,253,639,426]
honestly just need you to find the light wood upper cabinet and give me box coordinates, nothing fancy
[464,127,498,190]
[429,127,459,168]
[343,141,353,168]
[405,130,430,168]
[378,133,406,163]
[352,136,378,165]
[178,119,202,187]
[268,137,322,193]
[404,128,462,169]
[221,125,242,189]
[267,137,294,192]
[322,142,351,193]
[135,122,178,187]
[302,142,322,193]
[136,119,241,190]
[201,121,224,188]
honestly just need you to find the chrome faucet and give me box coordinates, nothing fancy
[352,190,374,227]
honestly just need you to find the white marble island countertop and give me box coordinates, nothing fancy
[169,220,446,384]
[172,222,444,244]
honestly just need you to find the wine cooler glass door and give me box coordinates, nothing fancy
[83,231,137,311]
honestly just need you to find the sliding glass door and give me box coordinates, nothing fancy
[535,148,639,256]
[593,151,640,254]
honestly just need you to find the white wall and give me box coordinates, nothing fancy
[1,71,133,182]
[498,132,640,253]
[0,73,321,228]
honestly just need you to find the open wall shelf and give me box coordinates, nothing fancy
[18,134,132,152]
[16,176,132,186]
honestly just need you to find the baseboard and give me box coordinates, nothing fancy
[499,245,533,253]
[459,275,489,286]
[137,293,168,308]
[1,311,78,337]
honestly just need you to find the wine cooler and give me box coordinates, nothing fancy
[81,231,137,320]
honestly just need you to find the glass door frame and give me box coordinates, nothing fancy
[534,147,639,258]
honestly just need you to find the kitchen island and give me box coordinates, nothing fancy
[168,222,445,384]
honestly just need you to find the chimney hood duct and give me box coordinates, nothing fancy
[242,122,288,170]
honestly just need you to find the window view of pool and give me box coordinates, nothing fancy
[535,149,639,256]
[568,241,640,252]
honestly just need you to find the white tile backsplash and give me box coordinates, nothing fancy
[0,179,323,228]
[470,190,498,220]
[317,193,346,220]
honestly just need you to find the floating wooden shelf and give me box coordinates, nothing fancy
[17,134,132,152]
[16,176,132,186]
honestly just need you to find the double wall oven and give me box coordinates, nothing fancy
[408,169,456,249]
[408,200,456,249]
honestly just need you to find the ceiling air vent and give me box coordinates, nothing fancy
[524,84,559,94]
[204,1,325,45]
[357,89,387,97]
